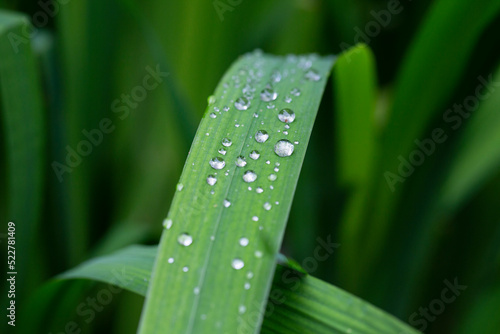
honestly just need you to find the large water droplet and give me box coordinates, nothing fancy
[222,137,232,147]
[239,237,249,247]
[207,175,217,186]
[232,258,245,270]
[234,97,250,110]
[260,87,278,102]
[249,150,260,160]
[243,170,257,183]
[163,218,172,230]
[278,109,296,123]
[274,140,294,157]
[209,157,226,169]
[254,130,269,143]
[305,69,321,81]
[178,233,193,246]
[235,156,247,167]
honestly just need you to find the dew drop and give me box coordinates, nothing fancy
[278,109,296,123]
[238,305,247,314]
[274,140,295,157]
[274,167,279,172]
[194,287,200,295]
[234,97,250,110]
[235,156,247,167]
[243,170,257,183]
[252,216,259,221]
[247,272,254,279]
[305,68,321,81]
[223,199,231,208]
[290,88,301,96]
[239,237,249,247]
[271,71,282,83]
[263,202,272,211]
[209,157,226,169]
[244,283,251,290]
[249,150,260,160]
[255,251,263,258]
[207,175,217,186]
[284,96,292,103]
[256,187,263,194]
[232,258,245,270]
[268,174,277,181]
[222,137,232,147]
[182,266,189,272]
[168,257,174,263]
[177,183,184,191]
[162,218,173,230]
[260,87,278,102]
[178,233,193,246]
[209,112,217,119]
[254,130,269,143]
[208,95,216,104]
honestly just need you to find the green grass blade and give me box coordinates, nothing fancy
[138,51,335,333]
[53,245,420,334]
[0,8,45,310]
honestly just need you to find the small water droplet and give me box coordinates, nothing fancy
[163,218,173,229]
[207,175,217,186]
[234,97,251,110]
[238,305,246,314]
[232,258,245,270]
[209,112,217,119]
[201,314,207,320]
[235,156,247,167]
[267,103,275,109]
[284,124,290,129]
[168,257,174,263]
[256,187,263,194]
[252,216,259,221]
[278,109,296,123]
[284,96,292,103]
[294,141,299,145]
[194,287,200,295]
[243,170,257,183]
[222,137,232,147]
[247,272,254,279]
[177,183,184,191]
[209,157,226,169]
[223,199,231,208]
[260,87,278,102]
[290,88,301,96]
[249,150,260,160]
[178,233,193,246]
[208,95,216,104]
[218,148,227,155]
[274,167,279,172]
[244,282,251,290]
[239,237,249,247]
[254,130,269,143]
[274,140,295,157]
[182,266,189,272]
[268,174,277,181]
[266,160,270,164]
[263,202,272,211]
[223,106,230,112]
[255,251,263,258]
[305,68,321,81]
[271,71,282,83]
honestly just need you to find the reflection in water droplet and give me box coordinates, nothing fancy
[222,137,232,147]
[234,97,251,110]
[278,109,295,123]
[256,187,263,194]
[268,174,277,181]
[274,140,295,157]
[239,237,249,247]
[232,258,245,270]
[260,87,278,102]
[255,130,269,143]
[243,170,257,183]
[207,175,217,186]
[263,202,272,211]
[163,218,173,230]
[235,156,247,167]
[305,69,321,81]
[178,233,193,246]
[249,150,260,160]
[223,199,231,208]
[209,157,226,169]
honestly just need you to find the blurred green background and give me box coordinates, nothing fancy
[1,0,500,333]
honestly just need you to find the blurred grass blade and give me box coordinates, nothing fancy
[53,245,420,334]
[0,9,45,310]
[332,44,378,290]
[437,65,500,213]
[139,51,335,333]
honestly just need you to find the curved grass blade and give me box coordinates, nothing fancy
[52,245,420,334]
[138,51,335,333]
[0,9,45,317]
